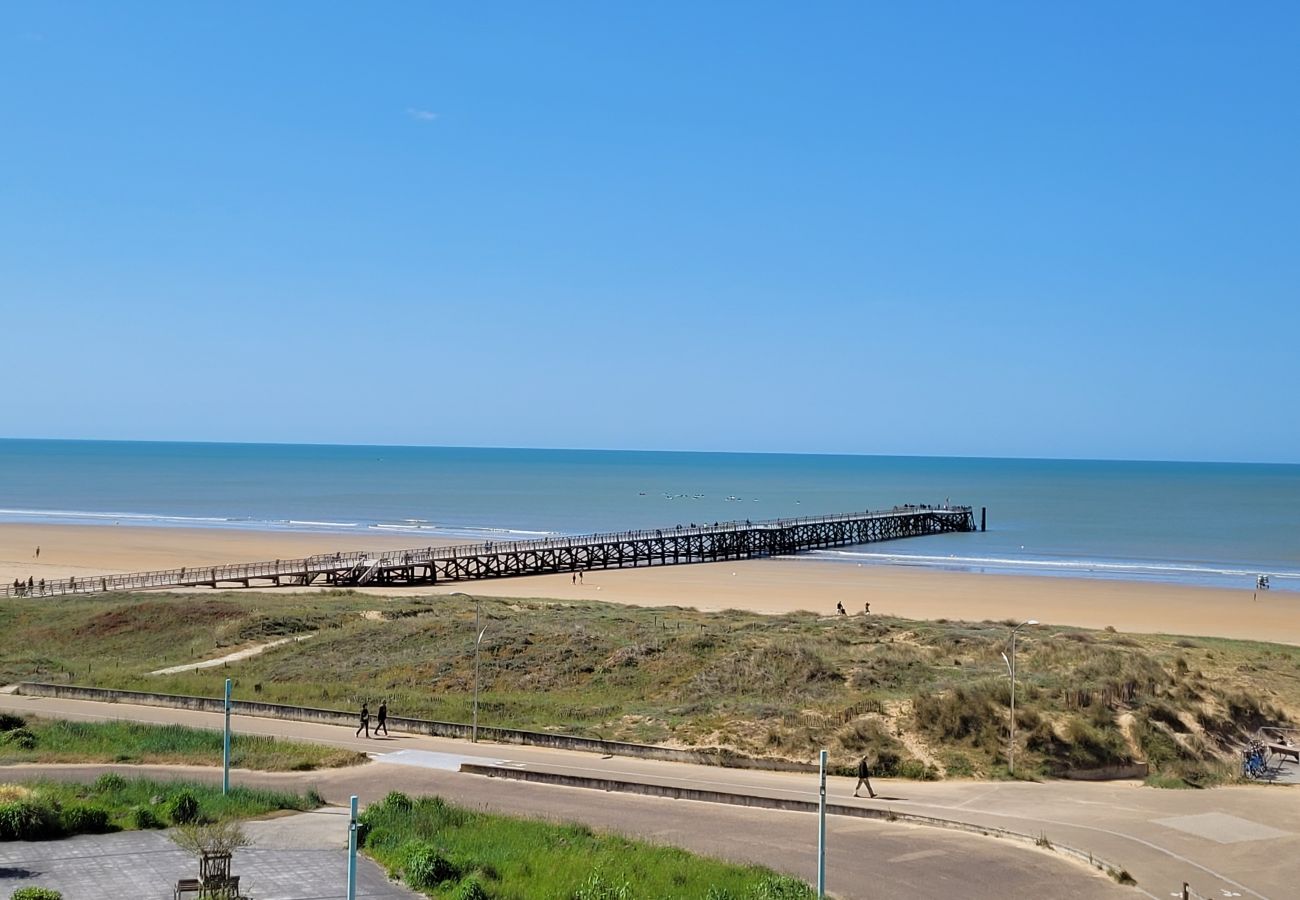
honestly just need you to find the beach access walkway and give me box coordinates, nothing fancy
[2,505,977,599]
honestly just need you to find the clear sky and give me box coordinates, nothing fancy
[3,3,1297,463]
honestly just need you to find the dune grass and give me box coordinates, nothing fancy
[0,715,365,770]
[2,590,1297,781]
[359,790,812,900]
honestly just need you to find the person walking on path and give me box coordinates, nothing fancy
[356,703,370,738]
[375,701,389,737]
[854,755,877,798]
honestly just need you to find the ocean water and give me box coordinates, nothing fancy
[1,439,1298,591]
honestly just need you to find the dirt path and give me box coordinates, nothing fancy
[148,634,314,675]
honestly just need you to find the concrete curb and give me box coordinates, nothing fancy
[459,763,1139,889]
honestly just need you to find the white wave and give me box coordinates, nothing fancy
[804,549,1300,585]
[287,520,361,529]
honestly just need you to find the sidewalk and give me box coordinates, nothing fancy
[0,807,419,900]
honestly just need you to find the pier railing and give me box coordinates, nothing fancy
[2,505,974,599]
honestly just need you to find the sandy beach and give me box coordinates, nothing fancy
[2,523,1296,645]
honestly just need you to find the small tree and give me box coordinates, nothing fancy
[169,819,252,859]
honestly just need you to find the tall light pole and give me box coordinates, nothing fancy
[473,614,488,743]
[1001,619,1038,776]
[445,591,485,743]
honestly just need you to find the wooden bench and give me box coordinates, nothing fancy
[174,878,201,900]
[1267,743,1300,764]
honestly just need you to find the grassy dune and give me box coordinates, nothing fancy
[2,591,1297,783]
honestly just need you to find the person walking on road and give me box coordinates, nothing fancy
[854,754,877,798]
[356,702,371,738]
[376,701,389,737]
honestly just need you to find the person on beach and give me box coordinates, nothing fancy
[35,546,40,559]
[376,701,389,736]
[572,572,577,585]
[356,703,370,738]
[836,601,846,616]
[578,571,584,584]
[854,755,877,799]
[864,601,871,614]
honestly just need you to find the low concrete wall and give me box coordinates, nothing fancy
[15,682,815,772]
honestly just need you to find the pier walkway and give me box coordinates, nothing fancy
[2,505,976,599]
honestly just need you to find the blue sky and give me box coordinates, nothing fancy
[3,3,1297,462]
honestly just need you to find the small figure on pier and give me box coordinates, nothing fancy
[375,701,389,737]
[356,703,370,739]
[836,601,846,616]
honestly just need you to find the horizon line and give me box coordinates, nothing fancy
[0,435,1295,468]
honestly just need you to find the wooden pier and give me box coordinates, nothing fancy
[3,506,976,599]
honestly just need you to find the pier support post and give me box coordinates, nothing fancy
[981,507,986,532]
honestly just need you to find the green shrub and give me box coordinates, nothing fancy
[454,875,489,900]
[132,806,165,829]
[405,842,460,888]
[11,887,64,900]
[0,713,27,732]
[0,728,37,751]
[165,790,201,825]
[0,800,61,841]
[895,759,940,781]
[60,804,111,835]
[573,871,631,900]
[93,773,127,793]
[380,791,413,812]
[747,875,814,899]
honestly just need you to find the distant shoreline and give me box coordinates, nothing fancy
[2,521,1296,647]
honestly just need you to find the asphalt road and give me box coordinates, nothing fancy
[4,693,1295,899]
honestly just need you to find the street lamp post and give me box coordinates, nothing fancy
[473,613,488,743]
[445,591,486,743]
[1001,619,1038,776]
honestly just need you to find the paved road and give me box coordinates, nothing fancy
[5,694,1296,899]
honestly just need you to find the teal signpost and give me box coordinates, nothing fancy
[222,678,232,794]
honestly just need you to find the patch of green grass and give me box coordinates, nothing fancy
[0,777,319,841]
[358,791,813,899]
[0,716,364,771]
